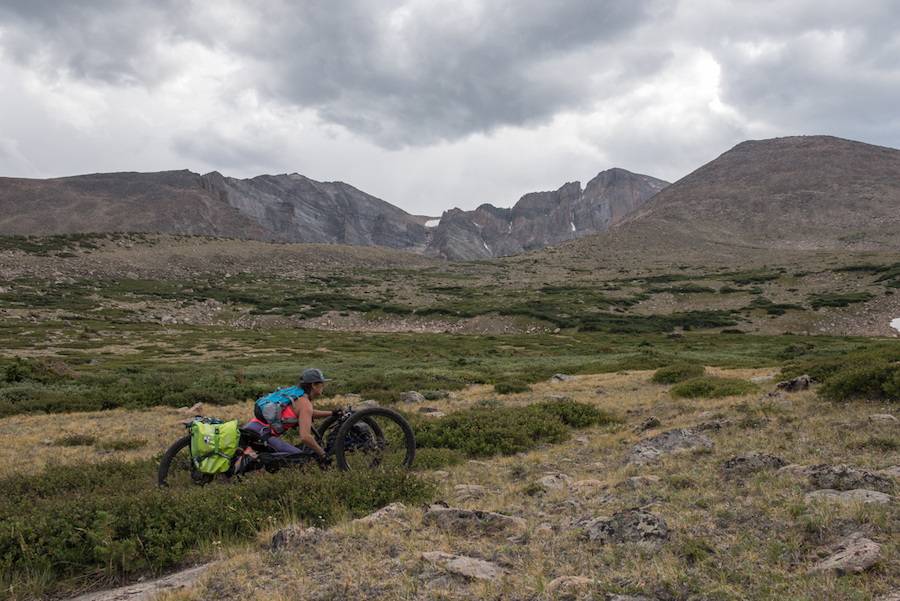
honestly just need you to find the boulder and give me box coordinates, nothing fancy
[422,551,502,581]
[401,391,426,403]
[804,489,895,506]
[808,532,881,575]
[539,474,573,490]
[581,508,669,551]
[422,506,526,536]
[353,502,406,524]
[271,523,325,549]
[721,451,787,478]
[622,429,713,466]
[772,374,815,392]
[550,374,581,382]
[795,464,895,494]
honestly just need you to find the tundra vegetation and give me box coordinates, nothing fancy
[0,233,899,600]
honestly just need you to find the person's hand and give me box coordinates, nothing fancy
[331,409,343,417]
[316,454,332,468]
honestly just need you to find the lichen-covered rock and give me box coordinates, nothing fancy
[721,451,787,478]
[581,508,669,551]
[422,506,526,535]
[801,464,895,493]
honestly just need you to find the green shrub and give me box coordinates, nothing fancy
[669,376,760,399]
[652,363,706,384]
[528,399,622,429]
[493,379,531,394]
[781,345,900,402]
[0,459,434,592]
[817,363,900,402]
[808,292,873,309]
[413,401,620,458]
[98,438,148,451]
[412,447,467,470]
[53,434,97,447]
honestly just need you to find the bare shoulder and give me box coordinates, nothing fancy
[292,395,313,412]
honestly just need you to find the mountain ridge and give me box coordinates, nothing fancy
[0,166,668,260]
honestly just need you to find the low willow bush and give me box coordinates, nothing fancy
[669,376,760,399]
[781,345,900,402]
[0,458,434,591]
[413,400,623,458]
[493,379,531,394]
[652,363,706,384]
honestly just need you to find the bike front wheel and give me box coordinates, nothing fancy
[158,435,213,488]
[333,407,415,471]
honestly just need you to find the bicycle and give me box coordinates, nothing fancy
[157,405,416,488]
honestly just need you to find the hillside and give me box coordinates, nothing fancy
[614,135,900,253]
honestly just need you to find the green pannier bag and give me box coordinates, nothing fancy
[190,419,240,474]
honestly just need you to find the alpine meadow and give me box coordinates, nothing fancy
[1,136,900,601]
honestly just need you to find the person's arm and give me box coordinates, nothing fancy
[311,409,333,419]
[294,396,327,456]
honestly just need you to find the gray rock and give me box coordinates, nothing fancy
[401,391,426,403]
[808,533,881,575]
[721,451,787,478]
[637,416,661,432]
[622,428,714,466]
[550,373,581,382]
[582,508,669,551]
[875,466,900,479]
[271,523,325,549]
[539,474,573,490]
[868,414,898,423]
[353,502,406,524]
[799,464,895,493]
[615,476,661,490]
[422,506,526,535]
[772,374,815,392]
[422,551,502,580]
[804,489,895,506]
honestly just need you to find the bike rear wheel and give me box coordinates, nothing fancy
[158,435,214,488]
[333,407,415,471]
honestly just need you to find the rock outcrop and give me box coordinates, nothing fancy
[426,168,669,260]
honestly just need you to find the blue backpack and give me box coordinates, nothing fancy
[254,386,304,435]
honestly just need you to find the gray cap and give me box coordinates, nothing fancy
[301,368,332,384]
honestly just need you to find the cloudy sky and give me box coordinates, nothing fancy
[1,1,898,216]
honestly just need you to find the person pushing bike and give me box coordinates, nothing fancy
[241,368,341,459]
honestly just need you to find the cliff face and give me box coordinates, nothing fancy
[425,169,669,260]
[201,172,431,251]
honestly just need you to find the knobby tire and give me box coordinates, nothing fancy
[332,407,415,471]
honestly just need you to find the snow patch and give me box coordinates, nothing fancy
[425,219,440,228]
[891,318,900,333]
[570,222,576,232]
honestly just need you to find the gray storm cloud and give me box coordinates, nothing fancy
[0,0,898,213]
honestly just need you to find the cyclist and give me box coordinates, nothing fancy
[241,368,341,459]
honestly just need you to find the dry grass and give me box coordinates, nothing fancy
[5,367,897,600]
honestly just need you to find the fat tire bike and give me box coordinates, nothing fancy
[158,406,415,488]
